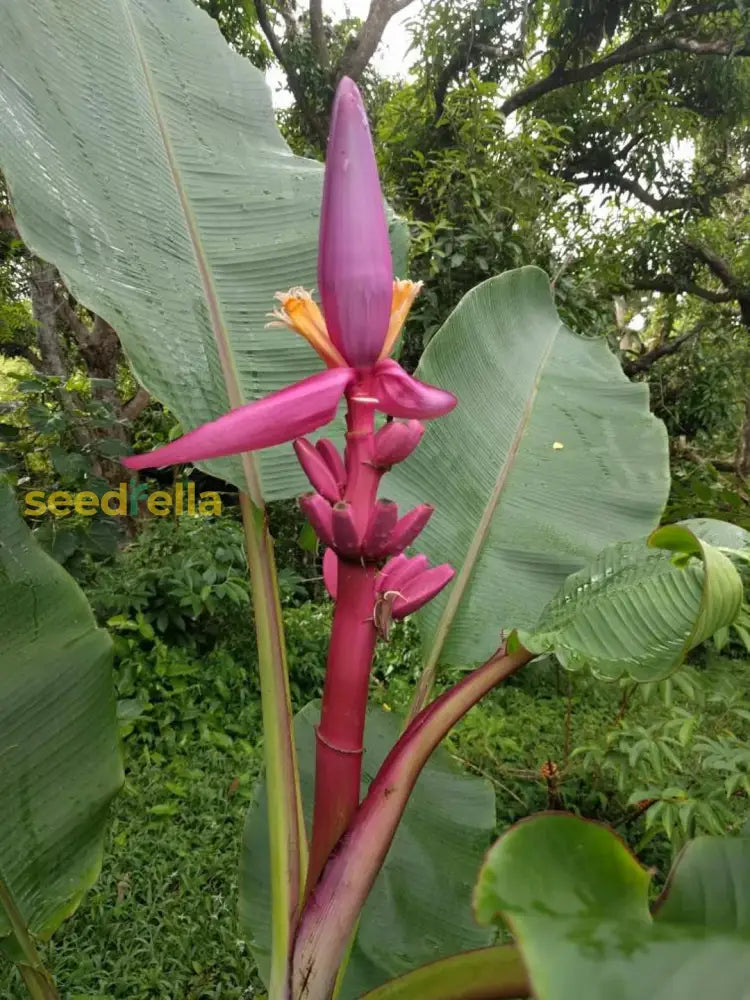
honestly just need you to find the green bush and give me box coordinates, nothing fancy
[440,656,750,876]
[83,516,251,647]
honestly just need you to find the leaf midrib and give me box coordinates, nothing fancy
[118,0,263,503]
[119,8,302,986]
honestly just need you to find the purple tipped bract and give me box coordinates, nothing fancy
[318,77,393,368]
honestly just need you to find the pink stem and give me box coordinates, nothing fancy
[307,391,381,895]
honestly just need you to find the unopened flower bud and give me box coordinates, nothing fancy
[362,499,399,558]
[392,563,455,618]
[318,77,393,367]
[373,420,424,468]
[299,493,334,547]
[331,501,361,557]
[384,504,434,555]
[294,438,341,502]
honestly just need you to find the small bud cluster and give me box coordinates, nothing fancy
[322,549,453,621]
[295,424,454,621]
[300,492,434,561]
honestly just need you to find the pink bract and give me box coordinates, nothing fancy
[318,77,393,368]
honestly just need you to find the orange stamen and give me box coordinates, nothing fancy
[269,280,423,367]
[379,279,423,360]
[267,287,347,368]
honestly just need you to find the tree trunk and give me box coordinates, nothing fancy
[29,258,69,381]
[28,257,99,464]
[736,394,750,477]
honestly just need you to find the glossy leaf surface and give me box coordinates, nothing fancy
[474,814,750,1000]
[387,268,669,669]
[0,486,122,958]
[516,525,743,680]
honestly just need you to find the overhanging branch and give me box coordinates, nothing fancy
[561,167,690,212]
[339,0,419,81]
[685,243,750,324]
[562,164,750,215]
[433,3,529,118]
[253,0,289,68]
[631,274,736,303]
[501,34,750,116]
[622,324,704,375]
[252,0,329,144]
[688,242,740,288]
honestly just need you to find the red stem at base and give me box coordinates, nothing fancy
[293,647,535,1000]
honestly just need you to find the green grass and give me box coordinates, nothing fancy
[1,738,265,1000]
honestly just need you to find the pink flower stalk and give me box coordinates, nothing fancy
[122,77,458,906]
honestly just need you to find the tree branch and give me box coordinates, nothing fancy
[630,274,736,303]
[673,437,748,476]
[121,387,151,421]
[58,297,95,348]
[253,0,289,67]
[252,0,329,145]
[686,243,750,324]
[27,259,92,449]
[562,164,750,215]
[561,167,690,211]
[431,1,532,119]
[688,242,740,288]
[0,209,18,237]
[501,34,750,116]
[433,18,503,117]
[622,324,703,375]
[309,0,329,69]
[339,0,419,81]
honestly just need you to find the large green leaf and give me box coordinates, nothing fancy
[0,0,404,498]
[0,485,122,957]
[682,518,750,552]
[655,837,750,933]
[240,702,494,998]
[515,524,743,681]
[387,267,669,670]
[358,945,529,1000]
[473,814,750,1000]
